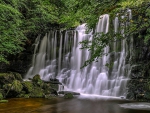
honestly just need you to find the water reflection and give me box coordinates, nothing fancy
[0,96,150,113]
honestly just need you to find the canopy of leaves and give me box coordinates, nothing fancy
[60,0,150,67]
[0,0,150,65]
[0,0,62,63]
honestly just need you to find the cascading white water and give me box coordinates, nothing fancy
[25,10,132,97]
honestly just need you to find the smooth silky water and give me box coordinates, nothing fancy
[25,13,131,97]
[18,10,150,113]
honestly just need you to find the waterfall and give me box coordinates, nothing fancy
[25,10,132,97]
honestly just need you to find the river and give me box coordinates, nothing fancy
[0,95,150,113]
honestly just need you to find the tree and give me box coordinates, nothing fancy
[0,0,25,63]
[60,0,150,67]
[0,0,62,63]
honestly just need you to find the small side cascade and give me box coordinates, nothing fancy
[25,10,133,97]
[25,30,74,80]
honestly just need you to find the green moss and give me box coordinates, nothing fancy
[64,93,74,99]
[18,93,30,98]
[12,80,23,93]
[0,100,8,103]
[50,84,58,91]
[30,87,44,98]
[32,74,43,87]
[3,84,12,90]
[45,95,57,100]
[0,73,15,85]
[32,74,41,82]
[24,94,30,98]
[22,81,33,93]
[0,93,3,100]
[13,72,23,81]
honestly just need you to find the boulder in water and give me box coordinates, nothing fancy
[64,93,74,99]
[58,91,80,95]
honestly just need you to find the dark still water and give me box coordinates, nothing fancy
[0,95,150,113]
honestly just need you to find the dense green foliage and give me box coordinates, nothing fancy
[0,0,61,63]
[0,0,150,64]
[62,0,150,66]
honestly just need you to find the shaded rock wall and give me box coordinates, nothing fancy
[127,32,150,101]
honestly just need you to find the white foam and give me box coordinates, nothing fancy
[119,102,150,110]
[77,93,121,100]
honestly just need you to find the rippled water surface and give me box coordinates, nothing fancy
[0,95,150,113]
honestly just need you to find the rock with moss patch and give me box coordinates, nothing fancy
[22,81,33,93]
[45,94,57,100]
[11,80,23,93]
[3,80,23,97]
[30,87,44,98]
[0,73,15,87]
[64,93,74,99]
[13,72,23,81]
[0,100,8,103]
[32,74,43,87]
[0,92,3,100]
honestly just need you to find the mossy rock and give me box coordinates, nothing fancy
[45,94,57,100]
[0,89,5,98]
[0,92,3,100]
[50,88,58,96]
[22,81,33,93]
[3,84,12,91]
[50,84,58,91]
[24,94,30,98]
[11,80,23,93]
[42,83,51,90]
[0,73,15,86]
[3,80,23,98]
[32,74,41,82]
[32,74,43,87]
[18,93,30,98]
[13,72,23,81]
[29,87,44,98]
[0,100,8,103]
[64,93,74,99]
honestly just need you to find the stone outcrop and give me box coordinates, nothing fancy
[126,33,150,102]
[0,73,58,99]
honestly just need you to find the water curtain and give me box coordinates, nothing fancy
[25,10,132,97]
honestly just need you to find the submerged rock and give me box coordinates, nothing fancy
[58,91,80,95]
[45,94,57,100]
[64,93,74,99]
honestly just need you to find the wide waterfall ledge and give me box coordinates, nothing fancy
[25,13,132,98]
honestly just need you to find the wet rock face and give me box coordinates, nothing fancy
[127,35,150,102]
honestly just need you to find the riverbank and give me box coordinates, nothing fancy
[0,73,59,101]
